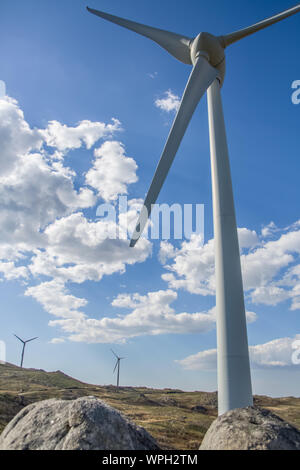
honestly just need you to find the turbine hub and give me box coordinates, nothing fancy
[190,32,225,84]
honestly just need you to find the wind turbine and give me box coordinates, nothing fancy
[111,349,125,388]
[14,335,38,368]
[87,4,300,415]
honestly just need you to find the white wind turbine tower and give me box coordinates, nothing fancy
[111,349,125,388]
[14,335,38,368]
[87,4,300,415]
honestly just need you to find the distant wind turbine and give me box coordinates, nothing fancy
[14,335,38,368]
[111,349,125,387]
[87,4,300,415]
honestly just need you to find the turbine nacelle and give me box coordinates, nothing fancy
[87,3,300,89]
[190,32,225,83]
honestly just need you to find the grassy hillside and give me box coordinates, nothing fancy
[0,362,299,450]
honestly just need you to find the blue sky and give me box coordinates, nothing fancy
[0,0,300,396]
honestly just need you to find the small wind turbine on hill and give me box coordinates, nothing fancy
[111,349,125,388]
[14,335,38,368]
[87,4,300,415]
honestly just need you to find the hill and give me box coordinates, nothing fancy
[0,362,299,450]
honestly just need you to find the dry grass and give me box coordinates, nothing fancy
[0,362,299,449]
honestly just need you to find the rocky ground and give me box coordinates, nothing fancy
[1,362,299,450]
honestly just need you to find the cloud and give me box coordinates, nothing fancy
[261,221,278,238]
[0,261,29,281]
[159,241,175,264]
[28,211,151,284]
[40,118,121,152]
[50,338,65,344]
[0,91,298,348]
[0,152,96,255]
[0,93,149,272]
[41,289,216,344]
[160,226,300,310]
[25,280,87,320]
[155,90,180,113]
[0,92,154,344]
[148,72,158,79]
[0,95,122,261]
[176,348,217,371]
[250,286,292,306]
[161,234,216,296]
[26,278,256,344]
[240,230,300,291]
[250,336,300,368]
[24,283,217,344]
[0,97,42,175]
[85,141,138,201]
[238,228,259,249]
[176,335,300,370]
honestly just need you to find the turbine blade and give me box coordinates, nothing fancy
[26,337,38,343]
[86,7,192,65]
[130,55,218,247]
[221,3,300,47]
[14,334,24,343]
[113,360,118,373]
[111,348,118,358]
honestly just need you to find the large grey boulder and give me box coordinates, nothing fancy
[200,406,300,450]
[0,396,160,450]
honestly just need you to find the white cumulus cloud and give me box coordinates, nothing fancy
[176,335,300,370]
[0,92,153,344]
[45,289,216,344]
[155,90,180,113]
[40,118,121,152]
[85,141,138,201]
[160,226,300,311]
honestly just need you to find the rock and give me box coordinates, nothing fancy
[160,396,178,407]
[0,396,160,450]
[192,405,207,414]
[200,406,300,450]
